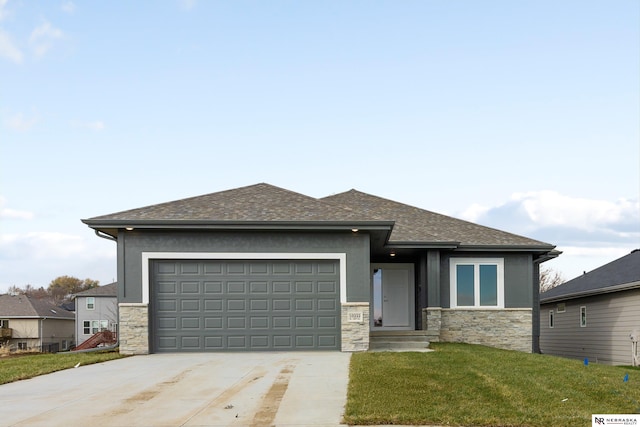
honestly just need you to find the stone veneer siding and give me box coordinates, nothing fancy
[438,309,533,352]
[341,302,369,352]
[119,303,149,355]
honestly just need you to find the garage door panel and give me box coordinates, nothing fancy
[152,259,340,352]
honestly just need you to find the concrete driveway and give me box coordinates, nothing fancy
[0,352,351,427]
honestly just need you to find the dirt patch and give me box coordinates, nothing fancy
[250,365,294,427]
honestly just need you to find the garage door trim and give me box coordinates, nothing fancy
[141,252,347,305]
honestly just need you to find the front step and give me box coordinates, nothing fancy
[369,331,431,351]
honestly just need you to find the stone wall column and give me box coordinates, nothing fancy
[341,303,369,352]
[119,303,149,355]
[421,307,442,342]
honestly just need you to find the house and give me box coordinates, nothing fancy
[540,249,640,365]
[82,183,558,355]
[0,294,75,352]
[73,283,118,348]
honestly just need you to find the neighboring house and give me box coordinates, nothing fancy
[540,249,640,365]
[82,183,558,355]
[0,294,75,352]
[73,283,118,348]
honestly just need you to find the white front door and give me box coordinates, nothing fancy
[371,263,415,330]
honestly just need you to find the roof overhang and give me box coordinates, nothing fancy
[82,219,396,240]
[541,280,640,304]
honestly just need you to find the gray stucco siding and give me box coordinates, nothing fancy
[439,253,534,309]
[117,230,371,303]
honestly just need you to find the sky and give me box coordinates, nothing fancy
[1,0,639,293]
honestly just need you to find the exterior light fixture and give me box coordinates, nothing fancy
[125,227,134,231]
[390,252,396,257]
[351,228,359,233]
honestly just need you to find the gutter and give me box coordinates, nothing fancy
[541,280,640,304]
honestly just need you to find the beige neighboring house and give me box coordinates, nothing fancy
[0,294,75,352]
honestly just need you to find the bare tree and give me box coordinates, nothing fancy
[540,267,565,292]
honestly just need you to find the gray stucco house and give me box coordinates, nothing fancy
[73,283,118,348]
[82,183,558,355]
[540,249,640,365]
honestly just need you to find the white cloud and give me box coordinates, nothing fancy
[0,197,34,220]
[61,1,75,14]
[0,0,9,21]
[0,28,23,63]
[180,0,197,10]
[457,191,640,279]
[3,111,37,131]
[71,119,105,131]
[29,20,63,58]
[0,232,116,290]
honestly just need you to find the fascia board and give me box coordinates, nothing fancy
[540,280,640,304]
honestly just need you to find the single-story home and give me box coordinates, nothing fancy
[0,294,75,352]
[82,183,558,355]
[540,249,640,365]
[73,282,118,348]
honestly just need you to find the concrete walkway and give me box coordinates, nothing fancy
[0,352,351,427]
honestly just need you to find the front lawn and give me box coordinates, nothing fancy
[0,350,126,385]
[345,343,640,426]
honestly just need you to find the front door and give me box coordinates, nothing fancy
[371,263,415,330]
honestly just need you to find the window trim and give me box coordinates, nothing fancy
[450,258,504,308]
[557,303,566,313]
[549,310,554,328]
[83,321,91,335]
[580,306,587,327]
[86,297,95,310]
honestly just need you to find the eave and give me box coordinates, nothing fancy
[82,219,396,239]
[541,280,640,304]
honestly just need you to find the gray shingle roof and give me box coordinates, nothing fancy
[322,189,551,247]
[73,282,117,298]
[86,183,371,222]
[0,294,75,320]
[84,183,554,249]
[541,249,640,302]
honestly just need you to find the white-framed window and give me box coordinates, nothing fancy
[62,340,69,351]
[86,297,95,310]
[580,306,587,327]
[557,303,566,313]
[549,310,554,328]
[450,258,504,308]
[17,342,27,350]
[83,320,108,334]
[0,319,8,328]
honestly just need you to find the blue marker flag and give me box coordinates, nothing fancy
[624,373,629,382]
[584,358,589,366]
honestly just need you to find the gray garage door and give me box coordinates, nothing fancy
[151,259,341,352]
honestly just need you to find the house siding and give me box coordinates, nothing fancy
[540,288,640,365]
[3,318,74,352]
[75,295,118,347]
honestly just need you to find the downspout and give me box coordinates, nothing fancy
[66,228,120,353]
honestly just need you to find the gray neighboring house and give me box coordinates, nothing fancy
[540,249,640,365]
[82,183,558,355]
[73,283,118,348]
[0,294,75,352]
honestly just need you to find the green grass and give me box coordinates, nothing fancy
[0,350,126,385]
[344,343,640,426]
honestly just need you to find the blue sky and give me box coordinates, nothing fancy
[1,0,639,292]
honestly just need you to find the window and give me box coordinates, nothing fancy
[86,297,95,310]
[85,320,109,334]
[450,258,504,308]
[549,310,554,328]
[17,342,27,350]
[557,303,566,313]
[62,340,69,351]
[0,319,8,328]
[580,306,587,327]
